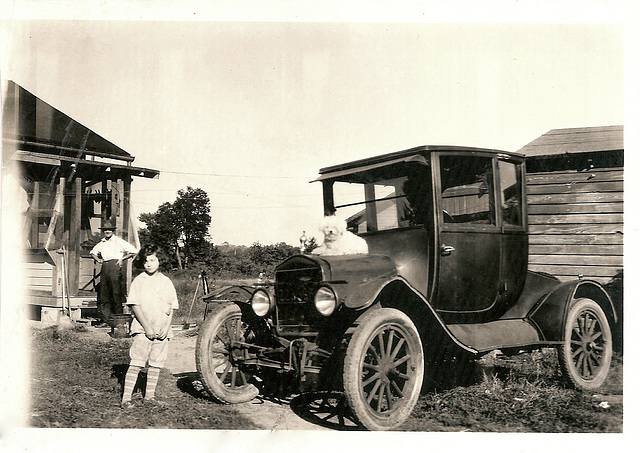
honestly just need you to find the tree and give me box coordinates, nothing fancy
[248,242,298,276]
[139,202,180,269]
[173,187,211,267]
[139,186,211,269]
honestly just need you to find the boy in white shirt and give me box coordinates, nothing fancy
[121,244,179,408]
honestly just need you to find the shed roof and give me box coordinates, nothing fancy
[517,125,623,158]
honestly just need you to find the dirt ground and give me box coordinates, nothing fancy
[47,324,329,430]
[162,328,328,430]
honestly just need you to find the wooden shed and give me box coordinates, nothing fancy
[518,125,623,284]
[2,80,159,322]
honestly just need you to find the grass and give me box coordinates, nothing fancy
[403,349,623,432]
[29,324,623,431]
[28,325,258,429]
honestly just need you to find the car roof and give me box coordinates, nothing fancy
[315,145,524,181]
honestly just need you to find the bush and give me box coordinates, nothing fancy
[203,242,298,280]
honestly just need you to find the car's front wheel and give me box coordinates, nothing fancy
[343,308,424,431]
[557,298,613,390]
[195,302,260,403]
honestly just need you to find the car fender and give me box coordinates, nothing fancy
[342,273,398,309]
[527,279,616,343]
[203,285,255,303]
[347,276,478,354]
[202,285,257,319]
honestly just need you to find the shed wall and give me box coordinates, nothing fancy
[526,167,623,283]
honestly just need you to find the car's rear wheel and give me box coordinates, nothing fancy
[196,302,260,403]
[343,308,424,431]
[557,298,612,390]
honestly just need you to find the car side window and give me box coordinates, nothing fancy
[498,160,524,227]
[439,155,496,225]
[401,165,431,227]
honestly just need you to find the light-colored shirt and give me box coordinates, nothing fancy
[126,271,179,338]
[90,235,138,261]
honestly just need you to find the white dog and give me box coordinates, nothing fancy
[312,216,369,256]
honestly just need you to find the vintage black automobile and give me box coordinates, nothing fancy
[196,145,617,430]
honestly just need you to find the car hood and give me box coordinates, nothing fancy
[276,254,398,309]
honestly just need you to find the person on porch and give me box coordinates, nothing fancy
[90,220,138,326]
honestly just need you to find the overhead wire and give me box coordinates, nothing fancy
[129,169,323,212]
[139,170,320,210]
[156,168,311,179]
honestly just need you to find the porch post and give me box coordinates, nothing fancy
[30,181,40,247]
[67,178,82,296]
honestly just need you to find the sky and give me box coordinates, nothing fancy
[0,1,630,247]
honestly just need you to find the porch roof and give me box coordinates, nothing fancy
[3,80,159,179]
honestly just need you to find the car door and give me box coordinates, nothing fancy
[432,152,502,322]
[495,156,528,311]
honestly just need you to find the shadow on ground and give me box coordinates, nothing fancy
[290,391,365,431]
[175,371,211,400]
[173,371,364,431]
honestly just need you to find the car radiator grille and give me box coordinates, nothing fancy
[275,264,325,336]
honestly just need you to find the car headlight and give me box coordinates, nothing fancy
[314,286,338,316]
[251,289,272,317]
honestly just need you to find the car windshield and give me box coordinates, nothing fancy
[331,161,431,233]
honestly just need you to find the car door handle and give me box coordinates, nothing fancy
[441,244,455,256]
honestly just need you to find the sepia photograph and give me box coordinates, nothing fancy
[1,0,635,451]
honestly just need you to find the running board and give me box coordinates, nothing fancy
[446,319,542,354]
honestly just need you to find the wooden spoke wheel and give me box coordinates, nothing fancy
[343,308,424,431]
[557,298,613,390]
[196,302,260,403]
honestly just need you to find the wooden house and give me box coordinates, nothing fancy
[518,125,623,284]
[2,80,159,322]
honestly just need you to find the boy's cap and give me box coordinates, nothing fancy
[99,220,117,230]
